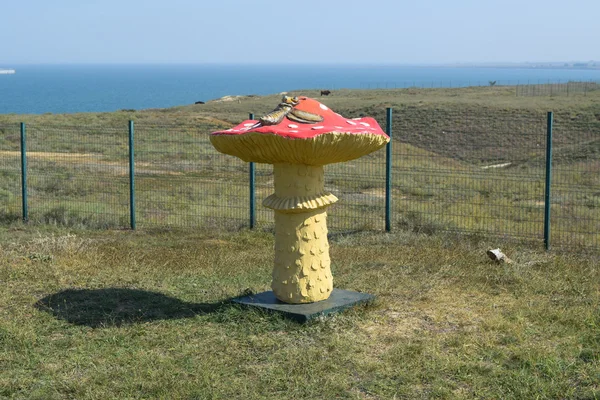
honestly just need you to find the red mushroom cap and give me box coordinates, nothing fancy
[210,96,389,165]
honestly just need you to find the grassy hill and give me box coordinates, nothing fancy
[2,84,598,163]
[0,85,598,246]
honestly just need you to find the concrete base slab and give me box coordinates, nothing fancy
[232,289,374,323]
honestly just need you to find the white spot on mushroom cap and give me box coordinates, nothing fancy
[346,120,357,125]
[319,104,329,110]
[289,130,299,133]
[288,124,298,128]
[359,122,370,127]
[311,126,324,130]
[334,126,344,129]
[243,123,254,127]
[352,117,361,120]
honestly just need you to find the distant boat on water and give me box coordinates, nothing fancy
[0,69,16,74]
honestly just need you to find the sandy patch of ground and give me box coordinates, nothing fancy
[0,151,101,162]
[0,151,185,176]
[361,188,386,198]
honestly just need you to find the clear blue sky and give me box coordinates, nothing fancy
[2,0,598,64]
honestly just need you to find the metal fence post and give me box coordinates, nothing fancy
[544,112,553,250]
[249,113,256,229]
[20,122,28,222]
[128,120,136,230]
[385,108,393,232]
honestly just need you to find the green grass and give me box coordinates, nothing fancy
[1,225,599,399]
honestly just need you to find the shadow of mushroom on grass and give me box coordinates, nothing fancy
[35,288,228,328]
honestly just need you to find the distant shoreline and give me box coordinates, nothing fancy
[448,66,600,71]
[440,63,600,71]
[3,62,600,70]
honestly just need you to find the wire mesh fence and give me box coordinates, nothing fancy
[355,80,600,97]
[133,124,249,230]
[551,113,600,250]
[358,79,600,94]
[244,152,387,232]
[390,109,548,239]
[0,111,598,250]
[0,123,22,222]
[357,80,528,89]
[516,81,600,97]
[25,124,128,228]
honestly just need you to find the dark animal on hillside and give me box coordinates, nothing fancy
[320,90,331,96]
[195,101,205,105]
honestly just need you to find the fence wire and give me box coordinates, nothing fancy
[134,124,248,230]
[0,112,598,251]
[516,81,600,97]
[26,124,128,228]
[255,153,386,232]
[0,123,21,222]
[552,113,600,250]
[388,108,547,239]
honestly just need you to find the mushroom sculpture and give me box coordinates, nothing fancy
[210,96,389,304]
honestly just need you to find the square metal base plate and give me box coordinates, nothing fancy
[232,288,375,322]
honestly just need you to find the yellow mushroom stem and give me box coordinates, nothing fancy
[263,163,338,303]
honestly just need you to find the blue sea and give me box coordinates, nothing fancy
[1,64,600,115]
